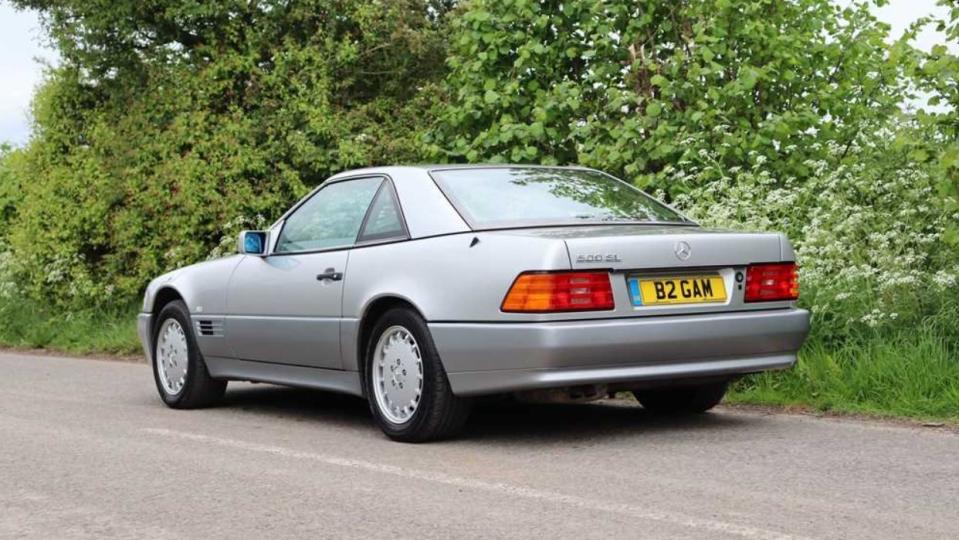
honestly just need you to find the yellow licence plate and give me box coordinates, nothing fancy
[630,275,727,306]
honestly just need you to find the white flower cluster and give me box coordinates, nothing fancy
[44,252,108,302]
[671,142,959,336]
[0,238,109,305]
[0,247,16,301]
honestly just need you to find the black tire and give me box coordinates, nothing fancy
[152,300,226,409]
[633,381,728,414]
[363,307,472,442]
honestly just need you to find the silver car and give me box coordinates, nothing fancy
[138,165,810,441]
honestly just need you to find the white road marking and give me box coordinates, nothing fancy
[143,427,809,540]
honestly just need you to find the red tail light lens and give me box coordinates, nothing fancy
[502,271,615,312]
[745,263,799,302]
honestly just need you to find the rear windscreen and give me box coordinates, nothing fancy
[431,167,686,229]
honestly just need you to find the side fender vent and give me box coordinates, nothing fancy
[195,319,224,338]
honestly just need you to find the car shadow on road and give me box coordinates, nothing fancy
[465,400,754,444]
[220,384,372,428]
[219,384,756,444]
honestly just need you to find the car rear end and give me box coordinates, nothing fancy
[423,166,810,397]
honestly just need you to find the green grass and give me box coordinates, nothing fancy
[0,297,140,356]
[1,296,956,422]
[729,330,959,422]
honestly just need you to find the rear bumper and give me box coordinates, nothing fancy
[429,308,810,396]
[137,313,153,363]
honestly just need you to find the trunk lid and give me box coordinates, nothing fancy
[494,225,788,269]
[562,225,786,270]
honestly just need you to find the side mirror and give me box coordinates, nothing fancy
[238,230,268,256]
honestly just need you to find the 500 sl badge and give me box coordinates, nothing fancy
[576,254,622,263]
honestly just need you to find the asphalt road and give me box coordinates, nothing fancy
[2,351,958,539]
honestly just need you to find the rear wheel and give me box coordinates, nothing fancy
[633,381,728,414]
[152,300,226,409]
[364,308,472,442]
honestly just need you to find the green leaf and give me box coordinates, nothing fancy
[472,10,491,22]
[740,67,760,90]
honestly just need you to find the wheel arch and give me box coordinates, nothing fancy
[152,286,186,316]
[143,286,188,350]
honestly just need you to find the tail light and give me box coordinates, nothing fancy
[745,263,799,302]
[502,271,615,312]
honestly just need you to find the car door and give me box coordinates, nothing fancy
[225,176,385,369]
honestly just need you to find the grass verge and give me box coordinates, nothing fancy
[729,330,959,422]
[0,297,140,356]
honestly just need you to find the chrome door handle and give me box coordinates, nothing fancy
[316,269,343,281]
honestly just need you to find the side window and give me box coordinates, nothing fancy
[358,182,407,242]
[275,177,382,253]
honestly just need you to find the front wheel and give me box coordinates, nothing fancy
[364,308,472,442]
[152,300,226,409]
[633,381,728,414]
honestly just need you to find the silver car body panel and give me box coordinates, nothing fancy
[139,165,811,397]
[204,356,364,396]
[451,355,796,397]
[225,251,347,369]
[430,308,809,395]
[140,255,243,363]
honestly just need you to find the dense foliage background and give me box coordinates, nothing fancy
[0,0,957,416]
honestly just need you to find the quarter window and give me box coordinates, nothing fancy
[358,183,407,242]
[276,177,383,253]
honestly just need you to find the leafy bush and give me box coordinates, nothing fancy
[0,144,19,230]
[432,0,906,196]
[909,6,959,245]
[4,0,447,307]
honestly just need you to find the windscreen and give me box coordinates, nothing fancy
[431,167,686,229]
